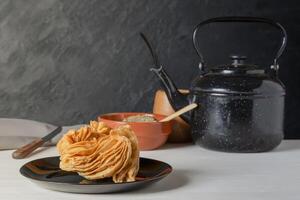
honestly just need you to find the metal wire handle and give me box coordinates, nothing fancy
[192,16,287,70]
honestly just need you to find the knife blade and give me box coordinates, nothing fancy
[12,126,62,159]
[42,126,62,141]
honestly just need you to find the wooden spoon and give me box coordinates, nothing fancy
[159,103,198,122]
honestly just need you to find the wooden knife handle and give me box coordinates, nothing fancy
[12,138,45,159]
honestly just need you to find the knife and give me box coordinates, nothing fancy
[12,126,62,159]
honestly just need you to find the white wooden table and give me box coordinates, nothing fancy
[1,140,299,200]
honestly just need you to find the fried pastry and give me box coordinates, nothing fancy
[57,121,139,183]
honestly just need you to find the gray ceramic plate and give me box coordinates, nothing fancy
[20,156,172,193]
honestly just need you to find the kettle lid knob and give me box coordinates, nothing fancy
[230,55,247,66]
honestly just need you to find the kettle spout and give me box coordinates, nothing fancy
[140,32,191,123]
[151,66,191,123]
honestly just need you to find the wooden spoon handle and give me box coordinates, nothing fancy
[159,103,198,122]
[12,138,45,159]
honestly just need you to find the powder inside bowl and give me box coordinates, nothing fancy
[123,114,157,122]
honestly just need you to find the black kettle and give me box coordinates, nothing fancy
[146,17,287,152]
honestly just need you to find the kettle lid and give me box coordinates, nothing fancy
[211,55,265,75]
[191,55,285,96]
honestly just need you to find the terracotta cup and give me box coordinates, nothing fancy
[153,89,192,143]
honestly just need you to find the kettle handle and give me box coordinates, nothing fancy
[193,16,287,71]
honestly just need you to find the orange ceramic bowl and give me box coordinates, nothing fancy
[98,113,172,151]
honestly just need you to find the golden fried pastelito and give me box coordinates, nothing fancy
[57,121,139,183]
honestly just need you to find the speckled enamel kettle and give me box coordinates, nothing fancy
[147,17,287,152]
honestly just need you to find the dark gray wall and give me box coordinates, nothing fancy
[0,0,299,138]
